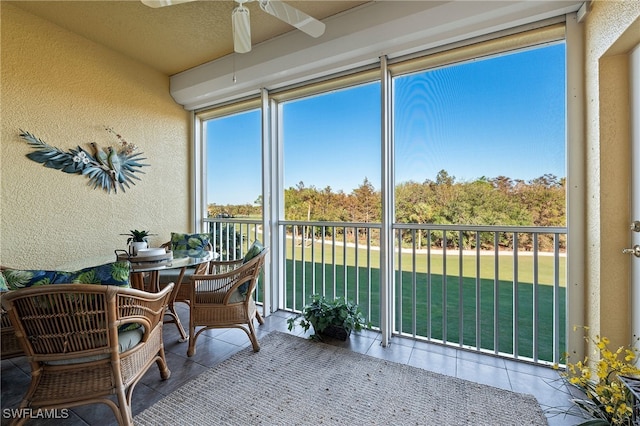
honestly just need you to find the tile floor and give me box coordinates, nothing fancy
[1,305,585,425]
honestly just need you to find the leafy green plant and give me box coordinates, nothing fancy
[121,229,155,244]
[557,327,640,425]
[287,295,369,341]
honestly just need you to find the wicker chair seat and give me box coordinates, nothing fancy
[194,287,245,305]
[190,297,255,323]
[43,326,144,366]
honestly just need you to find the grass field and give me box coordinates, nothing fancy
[285,242,566,285]
[282,244,566,362]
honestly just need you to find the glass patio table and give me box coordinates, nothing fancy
[57,249,216,342]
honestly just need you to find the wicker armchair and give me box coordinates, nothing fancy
[187,247,268,357]
[1,282,174,426]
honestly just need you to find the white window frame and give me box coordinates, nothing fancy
[192,14,583,357]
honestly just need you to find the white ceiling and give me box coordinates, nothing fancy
[8,0,369,76]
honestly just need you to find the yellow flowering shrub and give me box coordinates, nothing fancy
[561,327,640,425]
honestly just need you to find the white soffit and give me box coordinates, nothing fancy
[171,1,583,110]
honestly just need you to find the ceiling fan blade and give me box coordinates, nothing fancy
[141,0,196,8]
[232,5,252,54]
[259,0,325,38]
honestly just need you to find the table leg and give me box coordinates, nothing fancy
[147,270,159,292]
[131,272,146,290]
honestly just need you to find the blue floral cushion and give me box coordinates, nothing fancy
[2,261,131,291]
[0,272,8,292]
[238,241,264,295]
[55,261,130,286]
[170,232,210,256]
[3,269,59,290]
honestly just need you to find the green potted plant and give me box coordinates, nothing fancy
[287,294,368,341]
[121,230,155,254]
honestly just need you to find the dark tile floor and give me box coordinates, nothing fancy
[1,304,584,425]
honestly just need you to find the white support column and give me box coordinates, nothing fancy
[630,43,640,343]
[380,55,394,347]
[565,12,585,362]
[192,110,206,233]
[261,88,277,317]
[273,99,287,313]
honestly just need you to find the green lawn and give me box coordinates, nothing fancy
[285,242,565,285]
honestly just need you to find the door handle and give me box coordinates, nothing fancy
[623,245,640,257]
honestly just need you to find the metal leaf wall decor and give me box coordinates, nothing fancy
[20,128,149,194]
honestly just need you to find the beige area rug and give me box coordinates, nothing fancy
[135,331,547,425]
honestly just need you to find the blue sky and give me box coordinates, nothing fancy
[206,42,566,205]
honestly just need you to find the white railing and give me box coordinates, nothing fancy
[206,218,261,261]
[205,217,567,365]
[393,223,566,365]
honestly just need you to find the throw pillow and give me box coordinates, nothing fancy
[2,261,131,291]
[238,241,264,295]
[242,240,264,263]
[170,232,210,255]
[55,261,131,287]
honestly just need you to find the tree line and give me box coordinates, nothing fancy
[207,169,566,251]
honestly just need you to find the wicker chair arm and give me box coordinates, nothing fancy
[220,276,258,304]
[115,283,174,330]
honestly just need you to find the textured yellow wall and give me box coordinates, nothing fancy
[1,3,191,269]
[584,0,640,347]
